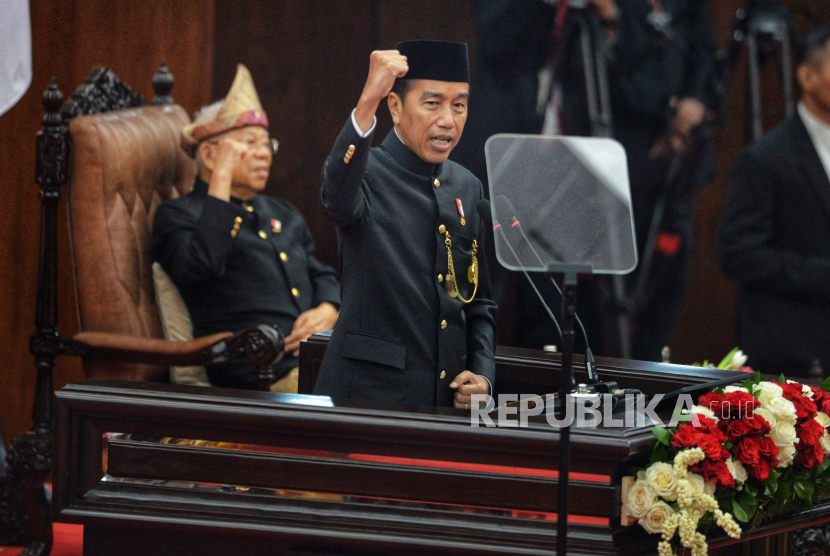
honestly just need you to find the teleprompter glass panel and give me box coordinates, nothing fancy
[485,134,637,275]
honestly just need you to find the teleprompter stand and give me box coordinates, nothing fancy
[547,263,592,556]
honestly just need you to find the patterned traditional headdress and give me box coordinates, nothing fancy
[181,64,269,157]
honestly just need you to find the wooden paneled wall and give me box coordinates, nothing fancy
[0,0,214,444]
[212,1,478,267]
[3,0,830,446]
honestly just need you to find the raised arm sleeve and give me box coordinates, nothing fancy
[320,116,376,229]
[152,196,247,285]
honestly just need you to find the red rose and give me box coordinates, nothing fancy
[699,392,727,419]
[701,459,736,490]
[797,418,824,447]
[696,433,729,461]
[778,381,802,400]
[671,424,701,450]
[747,458,770,481]
[795,445,818,469]
[757,437,780,468]
[743,414,771,436]
[724,391,758,418]
[725,420,751,443]
[734,437,761,466]
[700,416,727,442]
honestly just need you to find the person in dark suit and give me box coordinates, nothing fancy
[719,27,830,378]
[153,65,340,391]
[314,41,498,408]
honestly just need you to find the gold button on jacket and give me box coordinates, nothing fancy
[258,230,268,239]
[433,178,440,188]
[439,371,446,379]
[438,224,446,234]
[280,252,288,262]
[440,320,447,329]
[291,287,300,297]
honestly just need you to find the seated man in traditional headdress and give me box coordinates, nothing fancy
[153,64,340,391]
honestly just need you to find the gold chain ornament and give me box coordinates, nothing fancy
[442,230,478,303]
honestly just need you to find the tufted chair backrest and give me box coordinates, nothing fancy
[67,104,196,381]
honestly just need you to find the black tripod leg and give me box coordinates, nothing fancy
[747,34,764,141]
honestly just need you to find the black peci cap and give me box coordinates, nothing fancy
[396,40,470,83]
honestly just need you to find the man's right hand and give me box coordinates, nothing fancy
[354,50,409,134]
[207,138,249,201]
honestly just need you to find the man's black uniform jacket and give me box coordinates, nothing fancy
[153,176,340,388]
[719,113,830,377]
[315,120,498,407]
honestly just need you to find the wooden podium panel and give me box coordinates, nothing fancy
[52,341,830,555]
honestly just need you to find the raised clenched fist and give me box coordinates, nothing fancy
[213,137,250,175]
[362,50,409,104]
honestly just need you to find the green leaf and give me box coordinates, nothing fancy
[723,442,733,451]
[714,387,725,396]
[779,373,787,384]
[754,371,761,385]
[821,375,830,393]
[652,426,672,446]
[718,347,740,370]
[732,500,749,522]
[768,469,781,483]
[738,490,757,510]
[745,482,759,498]
[795,480,815,500]
[775,481,792,502]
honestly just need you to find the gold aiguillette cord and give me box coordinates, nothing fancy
[442,230,478,304]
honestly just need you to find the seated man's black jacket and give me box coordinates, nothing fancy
[153,176,340,389]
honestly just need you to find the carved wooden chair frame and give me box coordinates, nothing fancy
[1,64,284,555]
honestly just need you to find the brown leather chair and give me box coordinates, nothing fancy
[34,65,284,387]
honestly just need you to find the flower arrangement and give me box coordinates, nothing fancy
[623,371,830,555]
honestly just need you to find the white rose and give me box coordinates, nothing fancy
[754,407,778,428]
[777,445,797,468]
[627,478,657,519]
[731,350,748,368]
[803,384,815,399]
[821,432,830,455]
[641,501,675,535]
[732,459,749,483]
[691,405,718,423]
[725,458,736,478]
[770,421,798,448]
[724,385,749,394]
[815,412,830,428]
[645,462,678,502]
[685,472,706,498]
[765,396,798,426]
[755,382,783,406]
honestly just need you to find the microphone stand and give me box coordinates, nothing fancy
[548,262,592,556]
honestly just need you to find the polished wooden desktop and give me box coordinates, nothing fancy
[52,336,830,556]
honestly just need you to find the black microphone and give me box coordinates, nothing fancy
[492,196,598,384]
[477,199,563,344]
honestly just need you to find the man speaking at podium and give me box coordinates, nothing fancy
[315,41,498,408]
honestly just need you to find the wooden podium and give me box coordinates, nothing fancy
[52,335,830,555]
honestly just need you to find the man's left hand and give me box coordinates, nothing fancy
[284,302,339,355]
[450,371,490,410]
